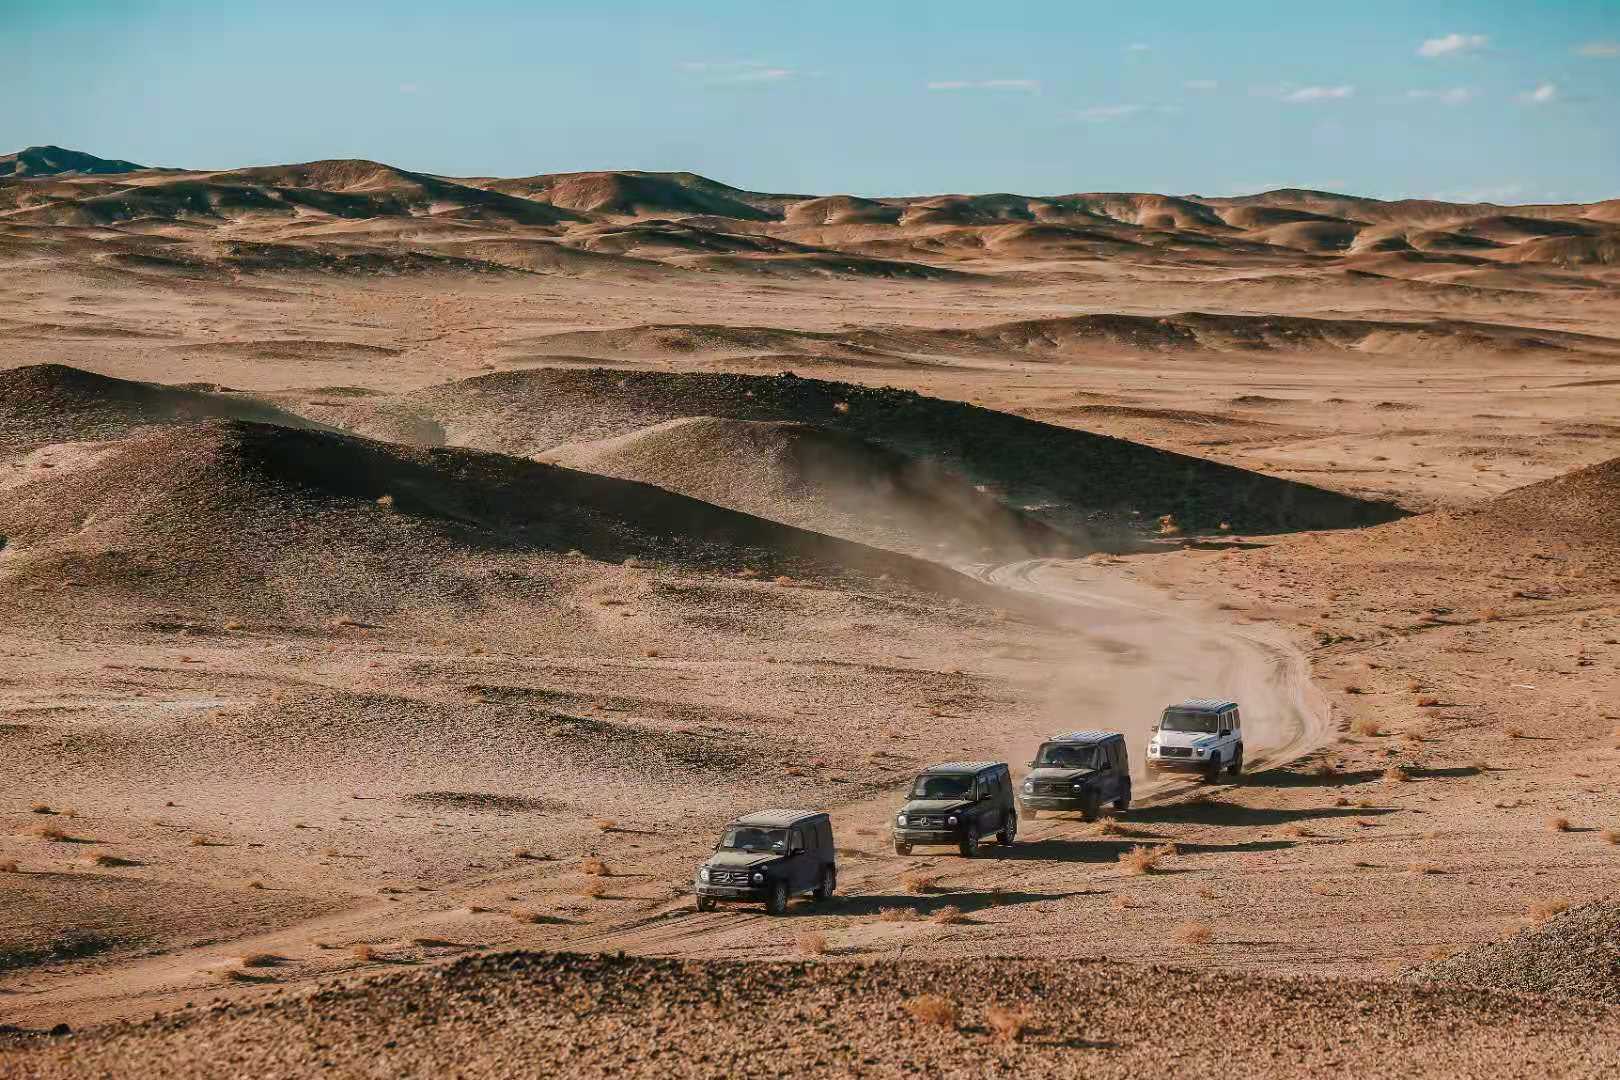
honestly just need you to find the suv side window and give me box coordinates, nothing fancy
[1231,708,1242,731]
[818,819,831,851]
[788,827,804,853]
[1109,740,1124,770]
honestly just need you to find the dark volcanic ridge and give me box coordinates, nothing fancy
[391,368,1406,538]
[1412,899,1620,1004]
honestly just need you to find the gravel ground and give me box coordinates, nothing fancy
[1412,899,1620,1004]
[7,951,1619,1079]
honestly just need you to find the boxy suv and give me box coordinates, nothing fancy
[1016,730,1131,821]
[1146,698,1244,781]
[892,761,1015,857]
[693,809,836,915]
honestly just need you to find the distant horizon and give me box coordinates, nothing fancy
[5,1,1617,205]
[7,141,1615,209]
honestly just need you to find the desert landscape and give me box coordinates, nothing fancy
[0,139,1617,1077]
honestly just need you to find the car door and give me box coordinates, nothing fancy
[1106,741,1126,800]
[1219,708,1239,760]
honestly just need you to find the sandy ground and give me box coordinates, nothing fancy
[1,162,1618,1074]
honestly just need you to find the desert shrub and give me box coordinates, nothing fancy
[985,1005,1030,1042]
[1351,716,1382,736]
[1528,899,1570,925]
[580,856,610,876]
[1173,921,1212,944]
[238,952,282,968]
[930,905,966,925]
[796,932,828,956]
[1118,844,1174,876]
[904,994,958,1027]
[878,907,920,922]
[902,873,940,894]
[1548,817,1572,833]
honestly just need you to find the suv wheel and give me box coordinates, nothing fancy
[1228,746,1244,777]
[1080,790,1101,822]
[998,811,1017,846]
[894,839,912,856]
[1205,753,1223,783]
[958,828,980,858]
[766,880,788,916]
[1114,783,1132,812]
[813,866,836,901]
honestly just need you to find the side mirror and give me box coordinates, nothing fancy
[1150,726,1159,733]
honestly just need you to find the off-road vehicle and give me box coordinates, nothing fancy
[892,761,1015,857]
[1017,730,1131,821]
[1146,698,1244,782]
[693,809,835,915]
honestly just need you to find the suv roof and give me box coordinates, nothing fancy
[1169,698,1238,713]
[1047,730,1122,745]
[919,761,1004,775]
[730,809,826,829]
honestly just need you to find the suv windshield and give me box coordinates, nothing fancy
[1161,709,1219,733]
[912,773,974,800]
[1035,743,1101,768]
[719,826,788,852]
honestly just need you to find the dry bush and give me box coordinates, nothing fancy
[1350,716,1382,736]
[217,968,258,983]
[901,873,940,895]
[985,1005,1031,1043]
[1416,697,1441,708]
[580,856,610,877]
[1601,829,1620,845]
[593,819,617,833]
[28,803,53,815]
[1423,944,1456,963]
[29,824,67,842]
[1408,862,1441,875]
[1383,765,1412,783]
[1156,514,1181,537]
[904,994,958,1028]
[1173,921,1213,944]
[1400,730,1425,745]
[0,859,19,873]
[877,906,920,923]
[579,880,607,899]
[1482,607,1501,622]
[1118,844,1173,876]
[1088,819,1126,837]
[1280,824,1311,838]
[1528,899,1570,925]
[189,835,211,847]
[238,952,281,968]
[1111,893,1134,911]
[1309,881,1334,896]
[930,905,967,925]
[89,854,138,868]
[510,907,547,923]
[352,944,377,961]
[1504,725,1525,739]
[512,847,534,860]
[796,932,828,956]
[1312,760,1338,780]
[1548,816,1573,833]
[245,879,265,889]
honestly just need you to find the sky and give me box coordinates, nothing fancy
[3,0,1618,202]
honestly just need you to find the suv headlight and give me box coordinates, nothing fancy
[698,866,710,883]
[1195,748,1207,756]
[751,871,765,884]
[946,815,958,827]
[1072,782,1085,791]
[896,814,908,827]
[1022,781,1034,793]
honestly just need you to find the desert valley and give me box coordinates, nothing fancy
[0,141,1617,1077]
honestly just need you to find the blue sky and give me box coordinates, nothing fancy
[3,0,1617,201]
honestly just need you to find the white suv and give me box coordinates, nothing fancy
[1146,699,1243,782]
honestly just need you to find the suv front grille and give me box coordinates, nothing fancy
[1033,781,1071,795]
[1160,747,1192,758]
[909,816,946,829]
[711,869,753,886]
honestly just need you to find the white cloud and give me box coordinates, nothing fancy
[927,79,1039,91]
[681,60,794,83]
[1075,103,1179,122]
[1576,41,1620,58]
[1519,82,1559,104]
[1405,87,1478,106]
[1281,85,1355,103]
[1184,79,1219,91]
[1419,32,1488,58]
[1126,43,1152,52]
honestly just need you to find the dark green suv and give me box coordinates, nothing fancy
[892,761,1016,857]
[693,809,836,916]
[1017,730,1131,821]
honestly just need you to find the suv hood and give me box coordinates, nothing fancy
[1025,766,1102,784]
[704,851,783,870]
[1155,731,1219,749]
[900,799,973,816]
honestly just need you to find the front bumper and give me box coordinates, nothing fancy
[1017,793,1088,811]
[892,828,962,844]
[694,881,767,901]
[1147,755,1212,771]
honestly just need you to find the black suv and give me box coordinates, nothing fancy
[1017,730,1131,821]
[892,761,1016,857]
[693,809,835,915]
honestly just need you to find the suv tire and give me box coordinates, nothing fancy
[894,840,912,856]
[1080,790,1101,822]
[813,866,836,901]
[958,828,980,858]
[998,812,1017,846]
[766,880,788,916]
[1114,783,1132,812]
[1228,746,1244,777]
[696,895,715,912]
[1205,753,1223,783]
